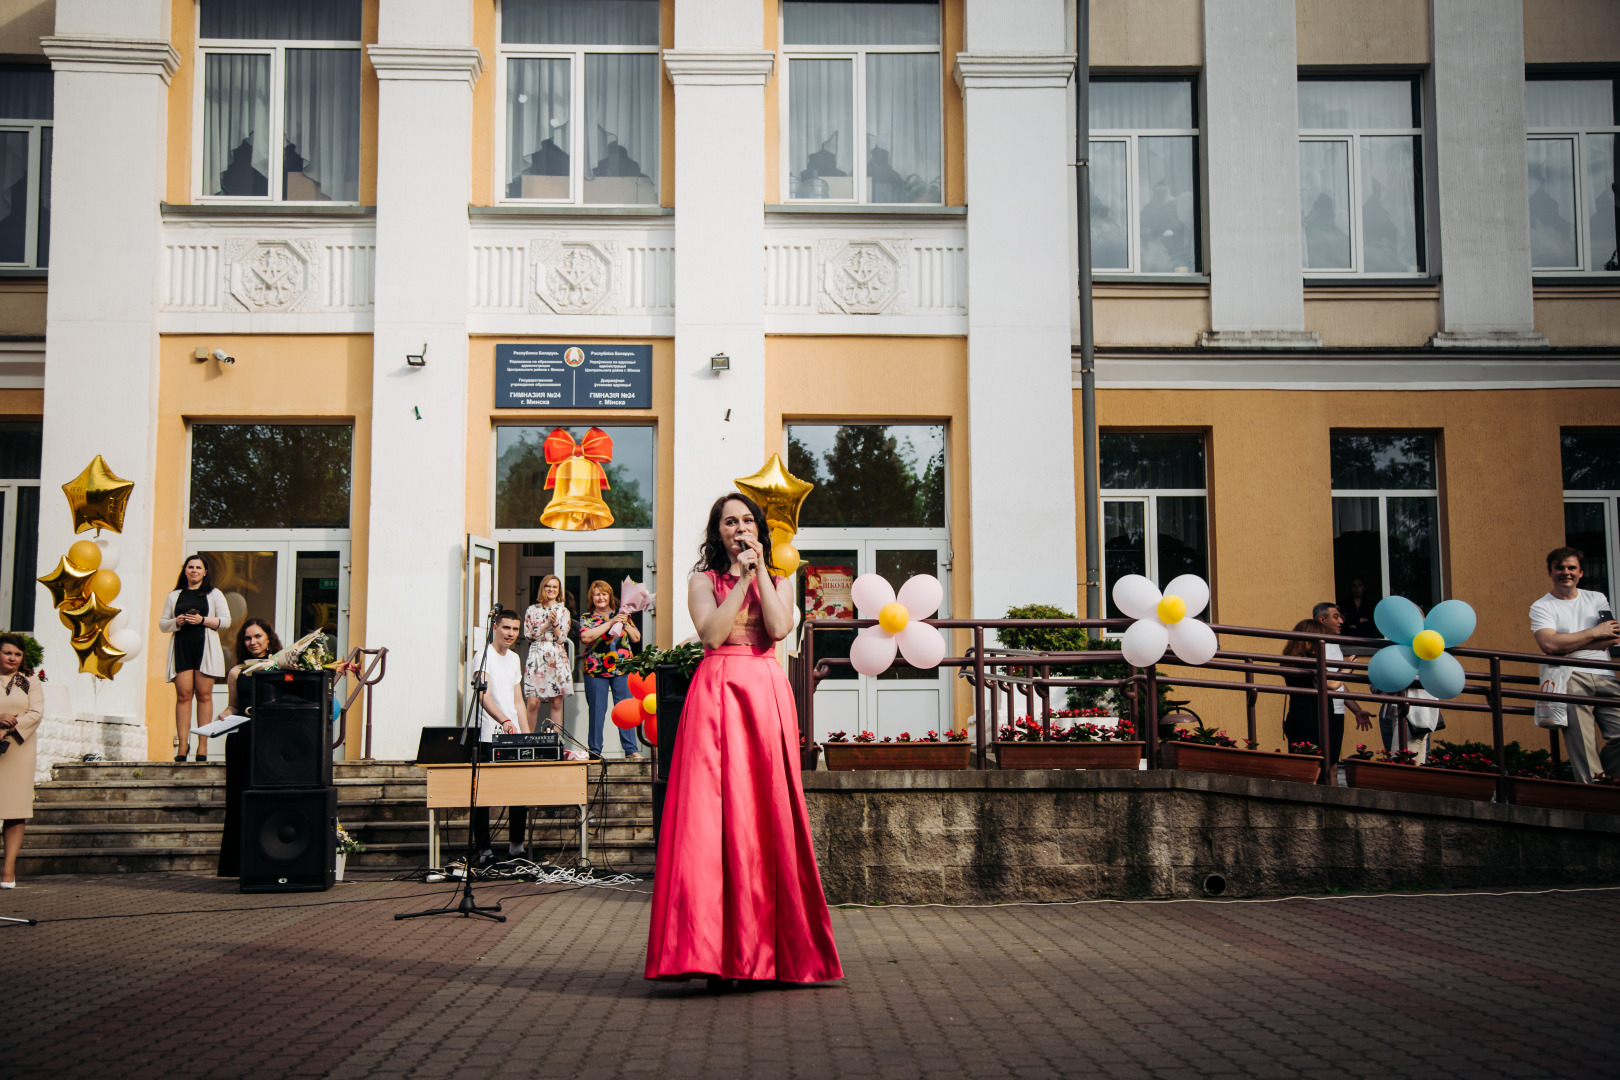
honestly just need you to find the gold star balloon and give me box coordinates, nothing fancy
[60,591,120,643]
[72,629,127,680]
[38,555,93,609]
[734,453,814,535]
[62,455,134,534]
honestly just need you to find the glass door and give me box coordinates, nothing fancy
[554,539,654,758]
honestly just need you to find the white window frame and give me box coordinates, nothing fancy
[1527,78,1620,275]
[192,23,363,205]
[1099,489,1209,614]
[777,5,944,206]
[0,479,39,621]
[1090,81,1200,276]
[0,119,48,268]
[1564,494,1620,598]
[493,4,661,207]
[1329,487,1443,605]
[1299,78,1427,278]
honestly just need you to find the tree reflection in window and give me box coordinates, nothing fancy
[1561,429,1620,491]
[1329,431,1436,490]
[788,425,945,529]
[189,424,352,529]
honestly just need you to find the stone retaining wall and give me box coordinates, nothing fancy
[802,769,1620,903]
[33,684,147,782]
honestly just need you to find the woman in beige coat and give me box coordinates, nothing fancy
[0,632,45,888]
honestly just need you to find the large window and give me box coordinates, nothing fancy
[1527,77,1619,274]
[0,66,52,268]
[196,0,363,203]
[1298,78,1426,276]
[1090,79,1200,275]
[1563,429,1620,600]
[781,1,942,205]
[189,424,353,529]
[1100,433,1208,619]
[495,425,654,530]
[1331,432,1441,611]
[788,423,944,528]
[499,0,661,206]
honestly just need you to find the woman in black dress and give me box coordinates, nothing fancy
[1280,617,1348,761]
[159,555,231,762]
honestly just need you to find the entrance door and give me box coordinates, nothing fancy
[796,538,951,741]
[553,539,654,757]
[191,538,353,723]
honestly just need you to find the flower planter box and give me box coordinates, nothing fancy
[1162,742,1323,784]
[800,744,822,771]
[995,741,1144,770]
[1342,759,1497,802]
[1505,776,1620,815]
[822,742,973,771]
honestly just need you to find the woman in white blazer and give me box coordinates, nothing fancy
[160,555,231,762]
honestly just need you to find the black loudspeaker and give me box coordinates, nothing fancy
[246,669,335,713]
[240,787,336,893]
[248,703,333,788]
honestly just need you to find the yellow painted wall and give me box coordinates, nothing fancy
[1305,290,1441,348]
[1525,0,1620,63]
[166,0,380,206]
[0,278,46,336]
[1093,285,1209,347]
[146,335,374,757]
[0,0,51,56]
[1079,386,1620,760]
[464,337,676,644]
[1091,0,1202,68]
[764,335,974,722]
[1534,288,1620,347]
[1297,0,1430,67]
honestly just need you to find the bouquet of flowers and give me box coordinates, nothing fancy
[242,629,339,674]
[610,576,653,638]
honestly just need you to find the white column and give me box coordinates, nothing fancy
[664,2,773,642]
[1429,0,1546,347]
[38,1,177,725]
[957,0,1078,620]
[1200,0,1319,348]
[364,2,482,758]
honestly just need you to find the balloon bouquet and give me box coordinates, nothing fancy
[37,456,145,678]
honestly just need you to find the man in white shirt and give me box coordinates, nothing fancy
[1531,547,1620,783]
[471,610,531,862]
[1314,601,1373,762]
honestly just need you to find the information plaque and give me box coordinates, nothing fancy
[495,344,651,409]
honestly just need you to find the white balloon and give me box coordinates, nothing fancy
[895,574,944,619]
[896,622,947,670]
[1162,574,1210,619]
[1121,619,1169,668]
[95,538,121,572]
[850,574,895,619]
[1166,618,1219,666]
[1111,575,1162,621]
[849,627,898,676]
[225,591,248,628]
[109,628,143,660]
[108,612,130,635]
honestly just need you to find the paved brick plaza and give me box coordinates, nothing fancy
[3,872,1618,1079]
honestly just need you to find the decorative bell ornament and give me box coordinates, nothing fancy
[540,427,615,531]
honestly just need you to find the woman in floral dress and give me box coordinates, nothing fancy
[523,574,572,731]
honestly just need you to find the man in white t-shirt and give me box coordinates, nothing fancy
[471,610,531,862]
[1314,601,1373,762]
[1531,547,1620,783]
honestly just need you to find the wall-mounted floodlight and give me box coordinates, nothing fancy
[710,352,730,373]
[406,344,427,367]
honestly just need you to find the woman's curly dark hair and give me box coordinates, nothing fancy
[693,492,774,576]
[235,618,282,661]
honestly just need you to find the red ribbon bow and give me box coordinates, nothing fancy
[542,427,613,490]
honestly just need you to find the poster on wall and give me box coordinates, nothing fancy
[804,564,855,620]
[496,344,651,408]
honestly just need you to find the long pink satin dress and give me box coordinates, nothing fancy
[645,570,843,983]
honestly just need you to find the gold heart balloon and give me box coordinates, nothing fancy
[39,556,94,609]
[734,453,814,535]
[72,629,127,680]
[62,455,134,535]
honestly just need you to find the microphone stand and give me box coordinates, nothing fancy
[397,606,506,922]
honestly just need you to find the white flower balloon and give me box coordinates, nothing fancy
[1110,573,1218,668]
[848,573,948,676]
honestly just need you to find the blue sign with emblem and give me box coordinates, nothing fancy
[495,343,651,409]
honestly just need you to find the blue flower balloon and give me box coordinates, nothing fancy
[1367,596,1476,700]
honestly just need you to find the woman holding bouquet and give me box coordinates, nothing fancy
[578,579,642,760]
[645,493,842,988]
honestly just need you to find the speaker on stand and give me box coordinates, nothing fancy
[239,670,338,893]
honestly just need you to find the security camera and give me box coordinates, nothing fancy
[213,349,235,365]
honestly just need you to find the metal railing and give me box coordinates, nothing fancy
[331,646,388,756]
[797,617,1620,800]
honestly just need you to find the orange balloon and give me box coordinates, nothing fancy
[88,569,121,604]
[643,713,658,745]
[67,540,101,573]
[627,671,654,700]
[611,697,643,729]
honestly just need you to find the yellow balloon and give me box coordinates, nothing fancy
[60,591,120,642]
[642,692,657,715]
[88,568,121,604]
[61,455,134,535]
[771,540,801,577]
[734,453,815,537]
[71,629,126,680]
[878,602,910,634]
[38,556,93,609]
[67,539,102,573]
[1411,629,1446,661]
[1157,595,1187,624]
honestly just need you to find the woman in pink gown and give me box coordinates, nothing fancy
[645,493,843,987]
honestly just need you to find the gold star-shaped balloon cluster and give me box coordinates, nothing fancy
[735,454,814,577]
[38,457,140,679]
